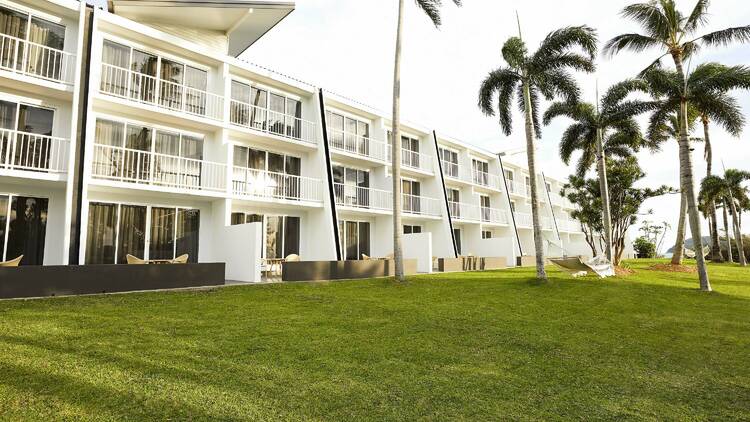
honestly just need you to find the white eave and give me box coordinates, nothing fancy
[108,0,295,56]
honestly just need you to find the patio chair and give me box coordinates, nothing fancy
[171,254,189,264]
[550,256,615,278]
[126,254,147,265]
[285,254,300,262]
[0,255,23,267]
[361,254,371,260]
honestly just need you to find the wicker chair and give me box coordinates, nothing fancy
[126,254,147,265]
[171,254,189,264]
[0,255,23,267]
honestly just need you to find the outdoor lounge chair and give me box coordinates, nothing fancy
[684,246,710,259]
[170,254,189,264]
[0,255,23,267]
[284,254,300,262]
[361,254,371,260]
[126,254,147,265]
[550,256,615,278]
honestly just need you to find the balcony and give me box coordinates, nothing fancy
[400,149,433,173]
[91,144,227,193]
[333,183,391,211]
[449,201,509,225]
[0,129,69,176]
[403,193,441,217]
[232,167,323,203]
[472,170,503,191]
[0,33,76,85]
[513,212,554,230]
[99,63,224,121]
[507,180,527,196]
[560,219,582,232]
[482,207,509,225]
[230,100,317,145]
[441,160,471,183]
[327,128,389,162]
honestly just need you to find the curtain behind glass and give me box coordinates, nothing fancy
[265,216,282,259]
[0,6,27,70]
[345,221,357,260]
[176,209,199,263]
[26,17,65,79]
[116,204,146,263]
[0,100,16,164]
[6,196,48,265]
[283,216,299,257]
[102,40,129,67]
[358,222,370,259]
[230,81,250,125]
[149,207,175,260]
[85,202,116,264]
[0,195,7,261]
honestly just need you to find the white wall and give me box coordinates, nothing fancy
[474,237,515,264]
[403,231,432,273]
[218,222,262,282]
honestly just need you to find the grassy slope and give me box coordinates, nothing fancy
[0,259,748,421]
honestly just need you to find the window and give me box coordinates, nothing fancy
[388,132,420,168]
[504,169,514,181]
[101,40,208,113]
[326,111,370,155]
[0,6,66,80]
[403,225,422,234]
[92,118,204,187]
[472,159,489,185]
[446,188,460,218]
[545,182,552,192]
[480,195,491,222]
[453,228,462,255]
[510,201,516,212]
[402,179,421,213]
[230,80,303,139]
[482,230,492,239]
[232,146,302,199]
[439,147,459,178]
[0,194,48,265]
[332,165,370,207]
[338,220,370,260]
[230,213,299,259]
[85,202,198,264]
[0,100,55,172]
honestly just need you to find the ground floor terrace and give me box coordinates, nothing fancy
[0,260,746,420]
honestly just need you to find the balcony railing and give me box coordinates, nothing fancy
[482,207,509,225]
[0,129,69,174]
[507,180,527,196]
[400,149,433,173]
[230,100,317,145]
[233,167,322,203]
[91,144,226,192]
[99,63,224,121]
[333,183,391,211]
[440,160,471,182]
[560,219,582,232]
[0,33,76,85]
[403,193,441,217]
[473,170,503,190]
[327,128,388,162]
[448,201,479,221]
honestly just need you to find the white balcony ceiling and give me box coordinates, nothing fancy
[109,0,294,56]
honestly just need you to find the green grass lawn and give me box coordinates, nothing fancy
[0,259,748,421]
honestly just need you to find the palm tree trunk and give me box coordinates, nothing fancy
[703,117,723,262]
[672,54,711,291]
[671,191,687,265]
[729,198,747,266]
[522,80,547,280]
[391,0,405,282]
[723,203,733,263]
[596,127,613,263]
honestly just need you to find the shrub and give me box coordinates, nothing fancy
[634,236,656,258]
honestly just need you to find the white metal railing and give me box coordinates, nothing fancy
[514,212,532,228]
[449,201,480,221]
[483,207,509,225]
[507,180,527,196]
[327,127,388,161]
[0,33,76,84]
[400,149,433,173]
[99,63,224,121]
[333,183,391,211]
[441,160,473,183]
[233,167,322,203]
[473,171,503,190]
[92,144,226,192]
[403,193,441,217]
[230,100,317,145]
[560,219,582,232]
[0,129,69,174]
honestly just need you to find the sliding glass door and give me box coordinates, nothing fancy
[0,194,48,265]
[230,213,299,259]
[338,220,370,260]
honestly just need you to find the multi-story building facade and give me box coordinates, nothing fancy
[1,0,610,275]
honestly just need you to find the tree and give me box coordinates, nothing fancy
[700,169,750,266]
[478,25,598,280]
[391,0,461,282]
[634,236,657,258]
[543,79,654,262]
[604,0,750,291]
[562,156,673,265]
[640,63,750,264]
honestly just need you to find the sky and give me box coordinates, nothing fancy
[241,0,750,253]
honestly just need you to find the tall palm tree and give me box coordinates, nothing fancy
[543,79,654,262]
[478,26,597,280]
[700,169,750,266]
[604,0,750,292]
[391,0,461,282]
[640,64,749,264]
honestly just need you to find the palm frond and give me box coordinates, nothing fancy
[698,25,750,47]
[601,79,650,110]
[684,0,710,33]
[559,122,589,164]
[621,2,672,41]
[477,68,521,135]
[501,37,528,69]
[701,94,745,137]
[602,33,663,57]
[414,0,442,27]
[534,52,595,73]
[542,101,594,126]
[533,26,598,63]
[534,69,580,103]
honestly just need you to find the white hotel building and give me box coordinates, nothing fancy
[0,0,603,276]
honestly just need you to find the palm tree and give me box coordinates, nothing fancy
[604,0,750,292]
[543,79,654,262]
[478,26,597,280]
[640,63,749,264]
[391,0,460,282]
[700,169,750,266]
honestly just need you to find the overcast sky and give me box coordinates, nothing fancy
[241,0,750,252]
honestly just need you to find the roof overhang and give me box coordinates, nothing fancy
[108,0,295,56]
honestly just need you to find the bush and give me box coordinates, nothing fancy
[634,236,656,259]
